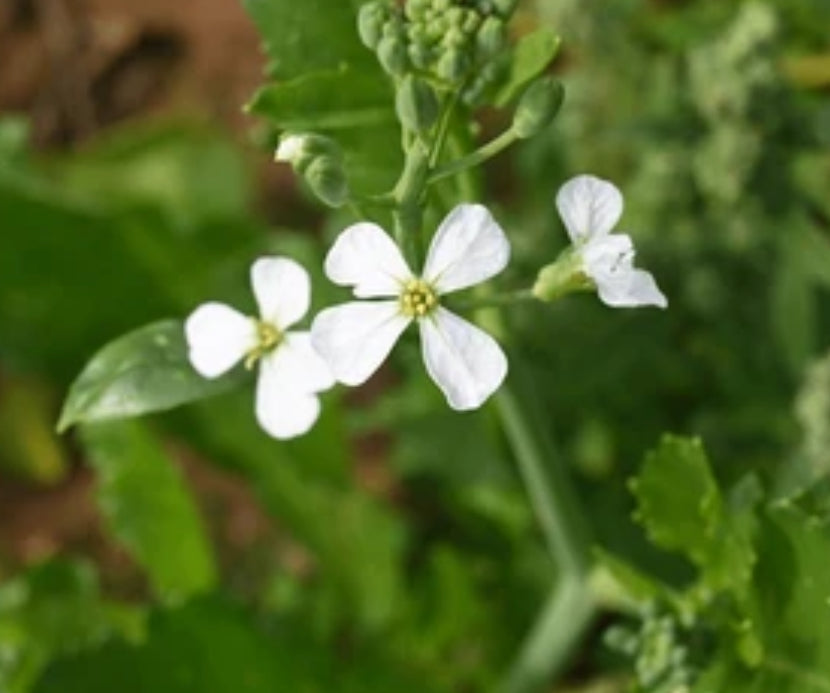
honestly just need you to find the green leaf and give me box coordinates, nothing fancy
[0,561,144,693]
[242,0,370,80]
[248,67,394,131]
[496,28,561,106]
[630,435,758,595]
[81,420,217,599]
[58,320,243,432]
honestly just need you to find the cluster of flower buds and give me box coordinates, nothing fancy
[359,0,517,100]
[274,133,348,208]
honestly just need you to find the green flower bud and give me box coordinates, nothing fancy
[396,75,439,133]
[512,77,565,138]
[275,133,342,174]
[443,26,467,49]
[408,43,433,70]
[491,0,518,18]
[462,10,481,34]
[357,2,388,50]
[377,35,409,77]
[476,16,505,59]
[446,7,465,26]
[433,0,451,11]
[304,156,348,208]
[532,249,591,302]
[436,47,469,84]
[405,0,430,21]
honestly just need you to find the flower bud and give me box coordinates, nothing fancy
[304,156,349,208]
[491,0,518,18]
[512,77,564,139]
[476,16,505,59]
[437,47,469,84]
[275,133,342,174]
[377,35,409,77]
[408,43,433,70]
[405,0,430,21]
[396,75,439,133]
[358,2,389,50]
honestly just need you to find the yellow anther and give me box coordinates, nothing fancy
[399,278,439,318]
[245,319,283,369]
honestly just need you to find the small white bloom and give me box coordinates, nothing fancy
[556,174,667,308]
[274,134,305,163]
[185,257,334,439]
[311,204,510,411]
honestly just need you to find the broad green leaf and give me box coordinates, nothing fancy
[248,67,394,130]
[242,0,370,80]
[496,28,561,106]
[58,320,244,432]
[81,420,217,599]
[630,435,758,595]
[0,561,144,693]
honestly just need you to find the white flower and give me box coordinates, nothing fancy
[311,204,510,411]
[185,257,334,439]
[556,174,667,308]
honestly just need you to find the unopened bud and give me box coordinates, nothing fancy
[405,0,430,21]
[512,78,564,138]
[358,2,388,50]
[476,16,505,58]
[436,47,469,83]
[304,156,348,208]
[492,0,518,18]
[396,75,439,133]
[409,43,433,70]
[377,35,409,77]
[275,133,342,174]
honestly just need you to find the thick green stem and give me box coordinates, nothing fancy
[392,141,430,266]
[453,288,535,312]
[495,370,596,693]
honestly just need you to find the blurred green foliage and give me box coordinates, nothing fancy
[0,0,829,692]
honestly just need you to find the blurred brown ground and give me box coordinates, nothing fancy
[0,0,263,145]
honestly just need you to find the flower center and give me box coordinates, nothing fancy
[399,278,438,318]
[244,319,282,369]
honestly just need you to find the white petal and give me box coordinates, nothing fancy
[267,332,335,394]
[325,223,412,298]
[250,257,310,330]
[311,301,410,386]
[255,359,322,439]
[184,302,256,378]
[556,174,623,243]
[420,307,508,411]
[422,204,510,294]
[581,235,667,309]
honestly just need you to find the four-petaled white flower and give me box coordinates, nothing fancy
[185,257,334,439]
[556,174,667,308]
[311,204,510,411]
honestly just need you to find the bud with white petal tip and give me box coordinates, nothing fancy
[275,133,343,175]
[512,77,565,139]
[304,156,349,208]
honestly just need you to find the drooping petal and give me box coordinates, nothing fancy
[255,357,322,439]
[311,301,410,386]
[422,204,510,295]
[325,223,412,298]
[581,235,667,308]
[266,332,334,394]
[556,174,623,243]
[419,307,508,411]
[184,302,256,378]
[251,257,310,330]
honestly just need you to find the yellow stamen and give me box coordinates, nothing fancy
[399,278,439,318]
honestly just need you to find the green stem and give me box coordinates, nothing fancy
[392,141,430,266]
[453,289,535,311]
[495,370,595,693]
[428,128,519,186]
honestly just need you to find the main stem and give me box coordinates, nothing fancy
[495,368,595,693]
[392,139,430,267]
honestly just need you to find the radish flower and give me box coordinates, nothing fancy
[555,175,667,308]
[185,257,334,439]
[311,204,510,410]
